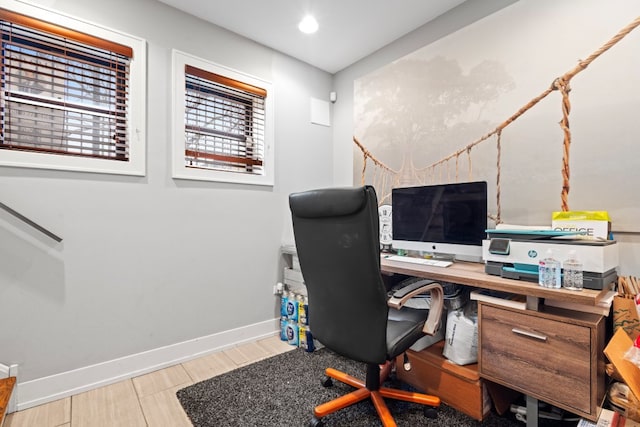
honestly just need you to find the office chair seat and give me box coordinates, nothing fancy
[289,185,443,427]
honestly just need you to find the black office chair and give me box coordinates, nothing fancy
[289,185,444,427]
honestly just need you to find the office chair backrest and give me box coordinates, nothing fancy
[289,186,389,365]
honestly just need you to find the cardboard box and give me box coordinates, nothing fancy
[604,329,640,403]
[552,211,611,240]
[613,296,640,341]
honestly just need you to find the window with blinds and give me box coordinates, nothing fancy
[0,4,146,176]
[185,65,265,174]
[172,50,274,186]
[1,10,131,159]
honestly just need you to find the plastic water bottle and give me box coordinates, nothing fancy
[538,252,549,287]
[285,320,299,346]
[563,250,584,291]
[298,325,315,352]
[280,291,289,317]
[279,316,288,341]
[278,290,288,341]
[286,293,299,322]
[548,250,561,289]
[539,249,561,288]
[298,294,308,326]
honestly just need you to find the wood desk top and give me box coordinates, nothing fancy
[380,256,610,306]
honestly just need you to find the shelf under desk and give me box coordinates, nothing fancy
[380,256,610,307]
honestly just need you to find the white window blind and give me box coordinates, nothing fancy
[184,64,266,175]
[0,9,132,161]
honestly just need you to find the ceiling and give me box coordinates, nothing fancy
[156,0,468,74]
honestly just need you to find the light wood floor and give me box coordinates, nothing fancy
[5,335,294,427]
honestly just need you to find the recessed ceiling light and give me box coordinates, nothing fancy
[298,15,318,34]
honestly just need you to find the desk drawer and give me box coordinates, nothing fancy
[396,341,490,421]
[479,304,592,414]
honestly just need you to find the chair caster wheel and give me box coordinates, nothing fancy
[320,376,333,387]
[424,407,438,419]
[309,416,324,426]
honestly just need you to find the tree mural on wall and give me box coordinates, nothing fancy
[355,55,514,199]
[355,11,640,229]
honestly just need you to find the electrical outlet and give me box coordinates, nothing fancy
[273,282,284,295]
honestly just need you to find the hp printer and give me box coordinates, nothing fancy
[482,229,618,290]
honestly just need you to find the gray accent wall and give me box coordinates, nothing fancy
[0,0,335,384]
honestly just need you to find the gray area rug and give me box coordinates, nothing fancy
[177,347,576,427]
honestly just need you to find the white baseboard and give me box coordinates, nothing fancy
[16,318,280,411]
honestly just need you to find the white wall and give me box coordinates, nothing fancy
[0,0,334,407]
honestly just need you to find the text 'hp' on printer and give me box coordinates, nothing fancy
[482,228,618,290]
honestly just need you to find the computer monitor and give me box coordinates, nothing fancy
[391,181,488,262]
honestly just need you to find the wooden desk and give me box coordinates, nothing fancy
[381,256,607,426]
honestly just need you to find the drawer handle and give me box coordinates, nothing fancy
[511,328,547,341]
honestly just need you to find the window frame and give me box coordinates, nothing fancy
[0,1,146,176]
[171,49,274,186]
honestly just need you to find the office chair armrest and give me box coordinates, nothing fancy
[387,281,444,336]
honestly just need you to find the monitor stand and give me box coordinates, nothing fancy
[427,252,455,262]
[427,252,484,264]
[453,254,484,264]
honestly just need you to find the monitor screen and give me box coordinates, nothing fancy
[391,181,488,262]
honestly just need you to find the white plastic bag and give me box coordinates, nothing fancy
[443,302,478,365]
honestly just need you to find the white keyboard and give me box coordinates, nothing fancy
[384,255,452,268]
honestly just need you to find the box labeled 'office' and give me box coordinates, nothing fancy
[551,211,611,240]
